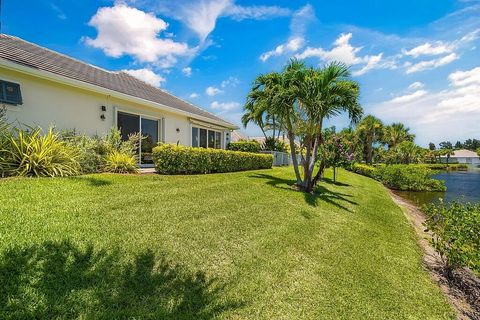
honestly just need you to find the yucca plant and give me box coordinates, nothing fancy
[0,127,80,177]
[103,151,138,173]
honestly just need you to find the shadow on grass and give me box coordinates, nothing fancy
[321,177,351,187]
[249,173,357,211]
[75,176,113,187]
[0,241,242,319]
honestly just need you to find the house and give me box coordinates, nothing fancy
[0,34,237,166]
[441,149,480,165]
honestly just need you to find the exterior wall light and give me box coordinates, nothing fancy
[101,105,107,111]
[100,114,106,120]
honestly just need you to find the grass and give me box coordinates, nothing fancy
[0,167,454,319]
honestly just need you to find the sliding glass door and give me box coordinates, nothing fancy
[117,111,160,167]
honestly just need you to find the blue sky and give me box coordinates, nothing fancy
[3,0,480,146]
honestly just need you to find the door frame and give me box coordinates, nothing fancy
[115,108,163,168]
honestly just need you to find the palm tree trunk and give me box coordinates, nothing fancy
[287,129,302,185]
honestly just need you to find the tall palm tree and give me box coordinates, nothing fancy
[382,123,415,149]
[356,115,383,164]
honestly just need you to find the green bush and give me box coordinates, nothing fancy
[152,144,273,174]
[376,165,445,191]
[103,151,138,173]
[350,163,378,179]
[0,128,80,177]
[227,140,261,153]
[422,163,468,171]
[424,201,480,276]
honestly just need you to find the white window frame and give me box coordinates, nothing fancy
[191,125,223,149]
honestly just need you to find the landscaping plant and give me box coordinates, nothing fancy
[152,143,273,174]
[103,150,138,173]
[424,201,480,277]
[0,127,80,177]
[227,140,261,153]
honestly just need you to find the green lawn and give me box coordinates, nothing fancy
[0,167,454,319]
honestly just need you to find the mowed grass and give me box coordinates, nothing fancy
[0,167,454,319]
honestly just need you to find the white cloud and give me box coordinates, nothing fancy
[448,66,480,86]
[402,41,453,58]
[406,53,458,73]
[221,76,239,88]
[150,0,290,42]
[408,82,424,90]
[259,5,315,62]
[189,92,199,98]
[373,66,480,145]
[210,101,241,111]
[260,37,305,61]
[296,33,393,75]
[122,68,166,87]
[206,86,222,96]
[182,67,192,76]
[84,4,191,67]
[51,3,67,20]
[388,90,428,104]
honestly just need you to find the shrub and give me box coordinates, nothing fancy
[60,131,102,173]
[152,144,273,174]
[103,151,138,173]
[0,128,80,177]
[227,140,261,153]
[424,201,480,276]
[422,163,468,171]
[262,137,287,152]
[376,165,445,191]
[350,163,378,179]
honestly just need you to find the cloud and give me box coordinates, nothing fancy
[388,90,428,104]
[260,37,305,61]
[405,53,458,73]
[50,3,67,20]
[84,4,192,67]
[296,33,393,75]
[147,0,290,42]
[210,101,241,111]
[189,92,199,98]
[122,68,166,87]
[402,41,453,57]
[220,76,239,88]
[408,82,424,90]
[260,5,315,61]
[373,66,480,145]
[206,86,222,96]
[182,67,192,76]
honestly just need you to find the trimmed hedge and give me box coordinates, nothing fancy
[227,140,261,153]
[152,144,273,174]
[351,163,377,179]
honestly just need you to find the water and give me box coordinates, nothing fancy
[395,167,480,206]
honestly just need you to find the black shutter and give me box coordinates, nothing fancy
[0,81,23,105]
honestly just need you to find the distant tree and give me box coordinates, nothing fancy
[439,141,453,150]
[356,115,383,164]
[454,141,463,149]
[386,141,423,164]
[477,148,480,156]
[428,142,436,151]
[440,149,455,167]
[382,123,415,149]
[464,138,480,151]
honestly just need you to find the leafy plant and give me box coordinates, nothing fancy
[423,201,480,277]
[227,140,261,153]
[261,137,287,152]
[320,129,354,182]
[103,151,138,174]
[376,165,445,191]
[152,144,273,174]
[0,128,80,177]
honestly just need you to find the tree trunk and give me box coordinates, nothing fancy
[333,167,336,182]
[287,130,302,185]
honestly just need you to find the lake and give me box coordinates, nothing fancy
[395,167,480,206]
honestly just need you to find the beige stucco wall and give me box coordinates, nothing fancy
[0,67,230,148]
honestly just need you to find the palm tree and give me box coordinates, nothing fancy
[242,60,362,192]
[382,123,415,149]
[356,115,383,164]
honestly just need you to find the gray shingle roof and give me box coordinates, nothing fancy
[0,34,235,128]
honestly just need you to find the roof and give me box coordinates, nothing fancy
[0,34,236,129]
[450,149,480,158]
[231,130,248,142]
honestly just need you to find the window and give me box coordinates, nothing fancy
[192,126,222,149]
[215,132,222,149]
[0,80,22,105]
[192,127,199,147]
[199,128,207,148]
[208,130,215,148]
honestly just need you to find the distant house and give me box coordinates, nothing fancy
[0,34,237,167]
[441,149,480,165]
